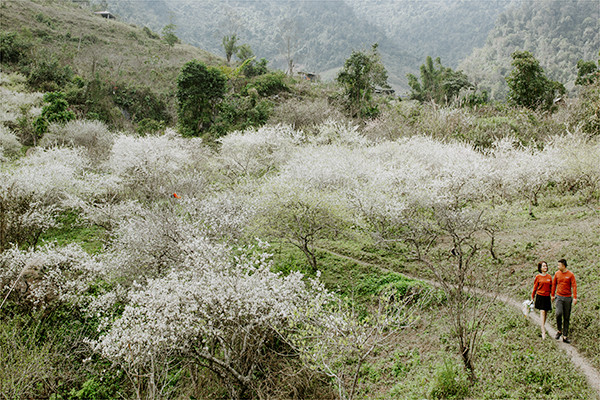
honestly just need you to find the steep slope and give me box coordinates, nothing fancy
[459,0,600,99]
[1,0,221,92]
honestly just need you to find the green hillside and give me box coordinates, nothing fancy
[1,0,222,84]
[460,0,600,99]
[1,0,222,126]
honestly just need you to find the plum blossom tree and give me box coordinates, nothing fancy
[106,131,209,201]
[0,243,105,310]
[0,147,104,251]
[256,178,349,271]
[488,138,563,216]
[94,241,331,400]
[217,124,303,180]
[324,137,503,379]
[397,203,501,380]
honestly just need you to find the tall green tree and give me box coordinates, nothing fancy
[336,44,389,118]
[506,51,565,111]
[176,60,227,137]
[236,43,254,62]
[222,34,239,64]
[575,57,599,86]
[161,24,179,47]
[407,56,473,104]
[33,91,75,144]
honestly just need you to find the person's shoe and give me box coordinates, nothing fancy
[563,337,571,344]
[555,331,562,340]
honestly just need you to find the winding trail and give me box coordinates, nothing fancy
[318,247,600,398]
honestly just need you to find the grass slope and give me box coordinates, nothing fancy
[1,0,222,93]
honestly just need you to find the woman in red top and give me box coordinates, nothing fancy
[532,261,552,339]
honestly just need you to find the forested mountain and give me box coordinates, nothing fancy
[345,0,512,68]
[460,0,600,99]
[53,0,598,94]
[92,0,408,91]
[94,0,513,92]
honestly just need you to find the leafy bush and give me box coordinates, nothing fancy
[136,118,165,136]
[212,96,272,137]
[26,56,73,91]
[70,377,121,400]
[113,84,171,124]
[243,71,289,97]
[356,272,435,300]
[240,57,268,78]
[0,30,32,64]
[142,26,160,39]
[33,91,75,142]
[73,78,123,128]
[429,359,470,400]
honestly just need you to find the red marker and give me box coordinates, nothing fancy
[172,193,180,199]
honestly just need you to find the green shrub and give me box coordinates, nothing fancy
[211,96,271,137]
[136,118,166,136]
[142,26,160,40]
[26,56,73,91]
[241,57,268,78]
[430,359,470,400]
[34,92,75,141]
[113,84,171,123]
[354,272,443,306]
[391,349,421,377]
[71,77,123,129]
[243,71,289,97]
[70,377,121,400]
[34,13,54,28]
[0,30,32,64]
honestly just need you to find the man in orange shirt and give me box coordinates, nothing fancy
[551,259,577,344]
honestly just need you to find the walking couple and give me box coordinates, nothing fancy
[531,259,577,343]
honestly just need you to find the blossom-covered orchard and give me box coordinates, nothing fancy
[1,118,599,399]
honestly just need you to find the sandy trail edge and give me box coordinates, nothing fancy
[318,247,600,398]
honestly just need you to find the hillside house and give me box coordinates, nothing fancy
[297,71,319,82]
[375,87,395,96]
[94,11,116,19]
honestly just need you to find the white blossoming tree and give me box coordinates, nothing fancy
[94,240,331,400]
[0,147,104,251]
